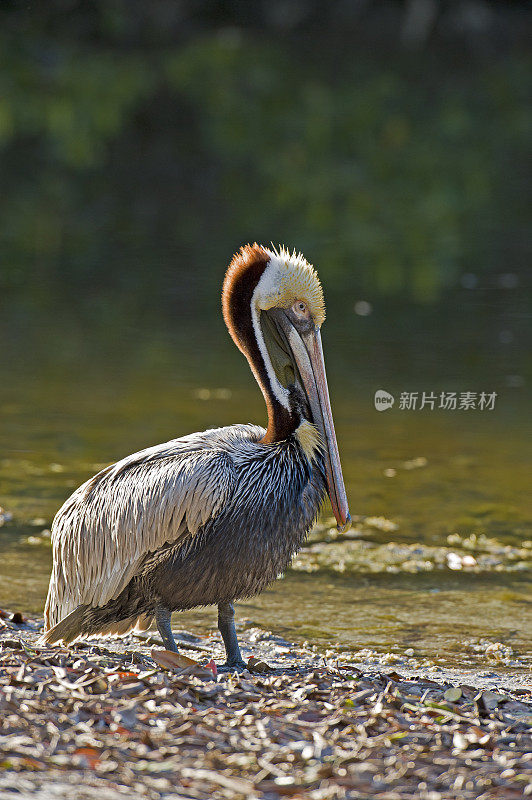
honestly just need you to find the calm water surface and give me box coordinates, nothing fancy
[1,322,530,673]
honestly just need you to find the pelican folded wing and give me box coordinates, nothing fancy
[45,442,236,629]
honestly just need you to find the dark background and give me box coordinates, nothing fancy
[1,0,531,386]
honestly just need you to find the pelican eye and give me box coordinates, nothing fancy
[291,299,310,320]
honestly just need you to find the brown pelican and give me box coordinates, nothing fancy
[42,243,350,668]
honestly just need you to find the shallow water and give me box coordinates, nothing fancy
[0,321,530,673]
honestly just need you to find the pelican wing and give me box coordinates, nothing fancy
[45,431,239,628]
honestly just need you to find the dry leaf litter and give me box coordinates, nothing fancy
[0,610,530,799]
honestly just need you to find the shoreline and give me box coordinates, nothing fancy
[0,614,530,799]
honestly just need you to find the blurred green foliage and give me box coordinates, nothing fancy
[0,13,530,322]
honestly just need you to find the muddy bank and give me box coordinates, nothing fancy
[0,615,530,799]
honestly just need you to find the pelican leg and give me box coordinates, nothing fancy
[217,601,247,671]
[155,607,178,652]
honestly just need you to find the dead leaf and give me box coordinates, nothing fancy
[476,690,508,713]
[204,658,217,678]
[247,656,272,673]
[444,687,462,703]
[385,671,403,681]
[179,664,219,680]
[151,649,199,670]
[107,670,139,681]
[86,677,108,694]
[74,747,101,769]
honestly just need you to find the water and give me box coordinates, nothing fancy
[1,9,530,677]
[1,315,530,673]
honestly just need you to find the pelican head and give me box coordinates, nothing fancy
[223,243,351,531]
